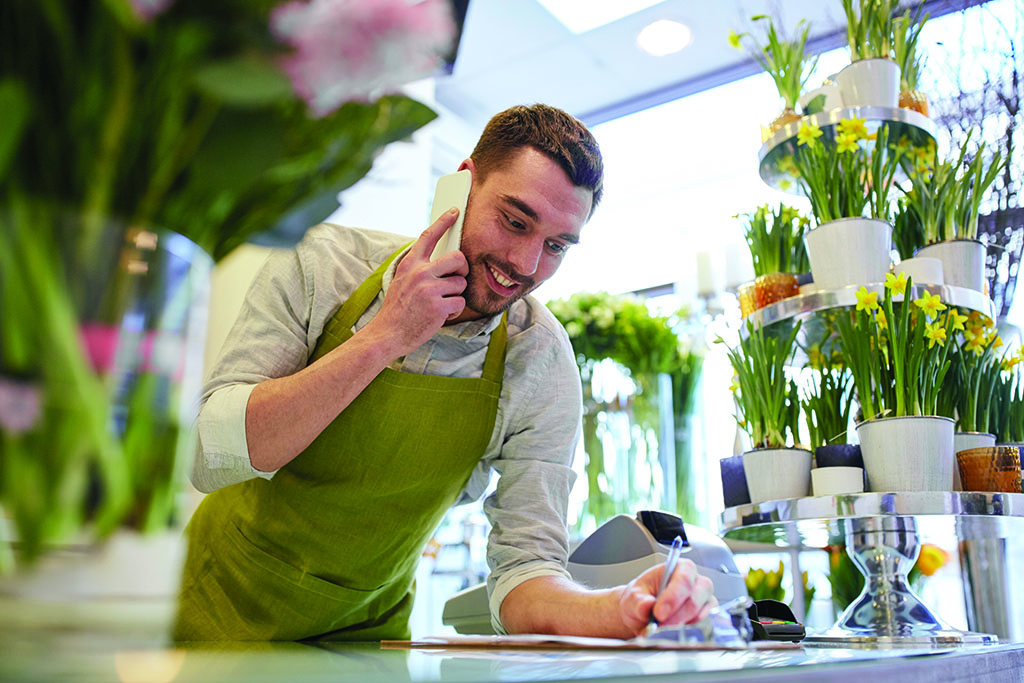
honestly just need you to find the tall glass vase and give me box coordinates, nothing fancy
[1,206,211,574]
[575,360,670,537]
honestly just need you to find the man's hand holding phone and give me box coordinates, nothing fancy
[365,208,469,358]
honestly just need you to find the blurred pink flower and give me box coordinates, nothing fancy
[0,378,42,436]
[271,0,455,116]
[129,0,175,22]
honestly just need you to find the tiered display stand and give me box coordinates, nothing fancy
[719,106,1017,647]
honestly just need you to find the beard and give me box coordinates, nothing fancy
[461,253,537,318]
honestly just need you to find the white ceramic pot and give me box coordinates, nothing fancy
[916,239,987,292]
[835,58,900,108]
[0,529,184,637]
[811,466,865,496]
[856,415,955,492]
[742,448,812,504]
[954,432,997,491]
[894,256,944,286]
[804,218,893,290]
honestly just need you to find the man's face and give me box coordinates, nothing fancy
[449,147,593,323]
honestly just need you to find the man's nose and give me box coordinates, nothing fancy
[508,239,542,277]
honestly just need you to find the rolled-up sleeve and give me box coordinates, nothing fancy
[191,245,315,492]
[483,324,582,634]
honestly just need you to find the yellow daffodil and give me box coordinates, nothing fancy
[875,309,888,331]
[807,345,824,370]
[797,122,823,147]
[913,291,947,319]
[855,286,879,312]
[778,178,793,191]
[947,309,968,332]
[964,333,985,356]
[728,30,742,49]
[729,378,740,394]
[884,271,909,296]
[1003,352,1022,371]
[777,155,799,177]
[916,544,949,577]
[835,132,859,154]
[925,321,946,348]
[991,334,1004,350]
[837,117,869,140]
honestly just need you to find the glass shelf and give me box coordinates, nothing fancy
[719,491,1022,647]
[739,282,997,362]
[758,106,937,193]
[745,282,996,329]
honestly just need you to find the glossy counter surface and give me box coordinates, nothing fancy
[2,598,1022,682]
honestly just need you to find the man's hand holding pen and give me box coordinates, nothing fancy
[616,538,718,638]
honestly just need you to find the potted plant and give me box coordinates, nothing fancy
[0,0,451,595]
[724,319,810,504]
[802,352,863,496]
[837,0,901,108]
[890,199,945,286]
[793,118,903,290]
[739,203,810,309]
[834,273,958,491]
[729,17,819,135]
[893,8,930,116]
[991,351,1024,451]
[908,133,1006,291]
[949,314,1004,449]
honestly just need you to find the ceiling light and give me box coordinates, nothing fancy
[636,19,692,56]
[537,0,664,34]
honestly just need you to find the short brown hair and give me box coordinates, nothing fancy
[470,104,603,218]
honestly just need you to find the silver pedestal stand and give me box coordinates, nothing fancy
[720,492,1024,648]
[808,516,994,646]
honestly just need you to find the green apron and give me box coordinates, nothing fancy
[174,246,507,641]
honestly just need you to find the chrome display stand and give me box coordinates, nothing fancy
[758,106,937,192]
[720,492,1024,647]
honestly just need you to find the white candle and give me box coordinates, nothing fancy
[696,250,717,297]
[724,242,754,290]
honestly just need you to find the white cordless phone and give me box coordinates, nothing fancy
[429,169,472,262]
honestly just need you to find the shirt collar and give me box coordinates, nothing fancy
[380,245,503,340]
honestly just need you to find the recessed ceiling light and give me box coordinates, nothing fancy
[537,0,664,34]
[636,19,692,56]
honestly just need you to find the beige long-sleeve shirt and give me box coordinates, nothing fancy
[193,222,582,633]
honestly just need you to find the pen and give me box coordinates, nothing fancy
[650,535,684,627]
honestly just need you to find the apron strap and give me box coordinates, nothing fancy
[333,243,412,333]
[481,311,508,384]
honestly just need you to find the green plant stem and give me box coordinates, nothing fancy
[133,96,221,229]
[81,27,134,266]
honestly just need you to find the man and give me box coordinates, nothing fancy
[175,104,716,641]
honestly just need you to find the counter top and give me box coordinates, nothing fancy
[2,598,1022,682]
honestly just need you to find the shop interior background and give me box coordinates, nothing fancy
[199,0,1024,639]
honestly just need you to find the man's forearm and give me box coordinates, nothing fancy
[499,575,634,639]
[245,325,401,472]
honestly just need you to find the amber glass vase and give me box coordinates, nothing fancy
[956,447,1022,493]
[898,89,929,116]
[754,272,799,309]
[737,281,758,318]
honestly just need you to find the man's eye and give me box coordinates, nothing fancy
[506,216,525,230]
[546,241,568,255]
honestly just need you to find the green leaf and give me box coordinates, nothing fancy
[190,109,288,192]
[193,57,294,107]
[0,80,31,182]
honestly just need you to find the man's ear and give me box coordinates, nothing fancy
[457,158,476,176]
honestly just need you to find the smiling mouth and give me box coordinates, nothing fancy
[486,262,521,295]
